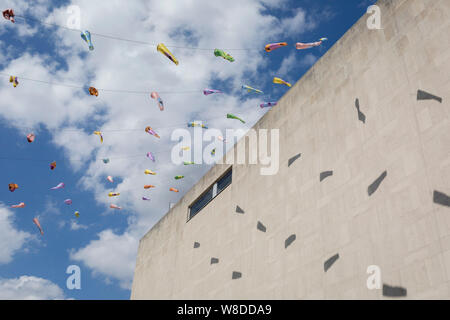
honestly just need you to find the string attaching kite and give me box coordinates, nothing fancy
[242,85,263,94]
[27,133,35,143]
[2,9,15,23]
[9,76,18,88]
[157,43,179,65]
[265,42,287,52]
[50,182,65,190]
[150,92,164,111]
[203,89,222,96]
[81,31,94,51]
[11,202,25,208]
[144,169,156,175]
[273,77,291,87]
[145,126,160,138]
[33,218,44,236]
[260,102,277,108]
[93,131,103,143]
[89,87,99,96]
[214,49,234,62]
[295,38,327,50]
[50,161,56,170]
[9,183,18,192]
[227,113,245,123]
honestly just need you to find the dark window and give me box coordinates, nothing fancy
[188,167,232,220]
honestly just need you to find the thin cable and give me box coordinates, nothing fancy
[14,14,261,51]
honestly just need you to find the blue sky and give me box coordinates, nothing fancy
[0,0,376,299]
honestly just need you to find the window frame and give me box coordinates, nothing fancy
[187,167,232,221]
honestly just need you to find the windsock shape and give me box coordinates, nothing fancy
[227,113,245,123]
[2,9,15,23]
[50,161,56,170]
[265,42,287,52]
[81,31,94,51]
[89,86,99,96]
[145,126,160,138]
[50,182,65,190]
[8,183,18,192]
[74,211,80,218]
[150,92,164,111]
[214,49,234,62]
[273,77,291,87]
[260,102,277,108]
[110,204,122,210]
[103,158,110,164]
[175,176,184,180]
[33,218,44,236]
[11,202,25,208]
[93,131,103,143]
[184,161,195,165]
[187,122,208,129]
[145,169,156,175]
[147,152,155,162]
[64,199,72,205]
[157,43,179,65]
[108,192,120,197]
[107,176,114,183]
[27,133,35,143]
[144,185,155,189]
[203,88,222,96]
[169,188,179,193]
[242,85,263,94]
[142,197,150,201]
[9,76,18,87]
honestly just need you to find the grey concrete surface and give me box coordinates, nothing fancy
[131,0,450,299]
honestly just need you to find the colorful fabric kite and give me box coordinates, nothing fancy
[108,192,120,197]
[50,161,56,170]
[33,218,44,236]
[187,122,208,129]
[214,49,234,62]
[81,31,94,51]
[242,85,263,94]
[145,126,160,138]
[265,42,287,52]
[144,169,156,175]
[203,89,222,96]
[89,87,98,96]
[93,131,103,143]
[64,199,72,205]
[74,211,80,218]
[110,204,122,210]
[211,148,216,156]
[103,158,110,164]
[107,176,114,183]
[11,202,25,208]
[142,197,150,201]
[2,9,15,23]
[218,136,227,143]
[260,102,277,108]
[184,161,194,165]
[157,43,179,65]
[227,113,245,123]
[182,146,190,151]
[147,152,155,162]
[144,185,155,189]
[27,133,35,143]
[9,183,18,192]
[295,38,327,50]
[169,188,179,193]
[50,182,65,190]
[9,76,18,88]
[273,77,291,87]
[174,176,184,180]
[150,92,164,111]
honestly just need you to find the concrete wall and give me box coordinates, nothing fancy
[131,0,450,299]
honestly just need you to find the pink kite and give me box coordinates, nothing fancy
[64,199,72,205]
[27,133,35,143]
[145,126,160,139]
[203,89,222,96]
[150,92,164,111]
[11,202,25,208]
[295,38,327,50]
[265,42,287,52]
[147,152,155,162]
[107,176,114,183]
[51,182,65,190]
[110,204,122,210]
[33,218,44,236]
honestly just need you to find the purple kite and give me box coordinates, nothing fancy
[51,182,65,190]
[203,88,222,96]
[260,102,277,108]
[147,152,155,162]
[142,197,150,201]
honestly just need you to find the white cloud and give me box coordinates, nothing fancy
[0,204,31,265]
[70,220,88,231]
[0,0,322,289]
[0,276,65,300]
